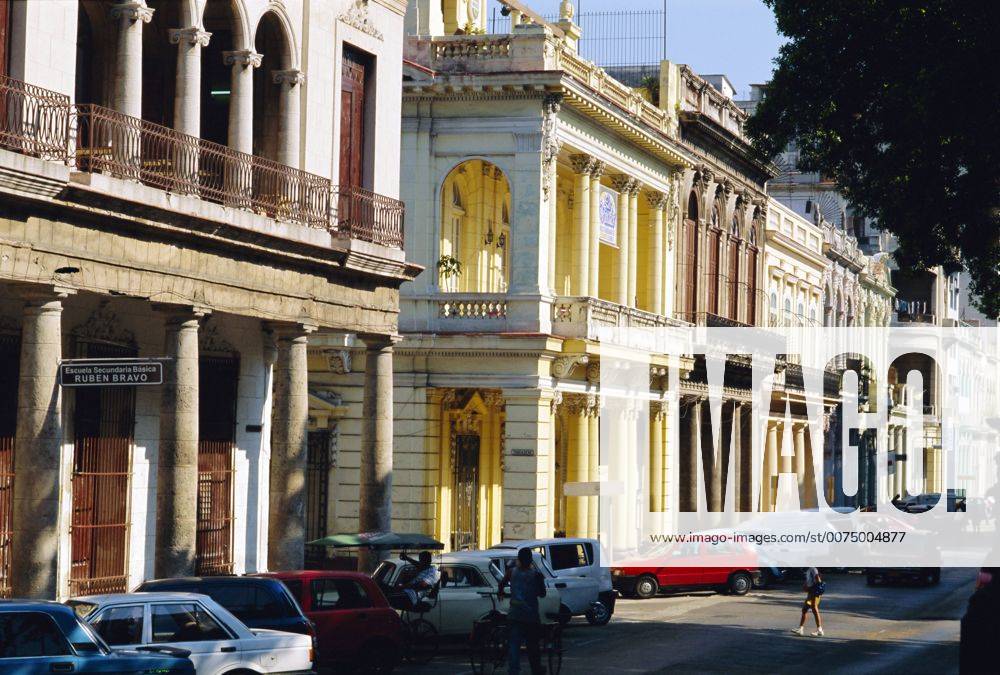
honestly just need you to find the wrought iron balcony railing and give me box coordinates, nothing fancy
[0,76,405,249]
[0,74,70,160]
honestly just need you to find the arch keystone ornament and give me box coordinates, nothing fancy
[339,0,384,40]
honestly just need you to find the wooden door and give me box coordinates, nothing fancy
[707,228,720,315]
[728,238,740,320]
[684,219,698,318]
[339,47,368,189]
[0,1,10,78]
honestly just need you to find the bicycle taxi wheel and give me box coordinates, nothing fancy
[404,617,439,665]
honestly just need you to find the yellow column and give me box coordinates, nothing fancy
[628,184,639,307]
[647,191,666,315]
[650,407,664,512]
[548,166,558,294]
[794,423,807,507]
[763,421,778,511]
[548,399,559,538]
[565,396,589,537]
[569,155,592,296]
[479,407,494,547]
[612,176,631,305]
[434,392,454,548]
[587,404,600,538]
[589,162,606,297]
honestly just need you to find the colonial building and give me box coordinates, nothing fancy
[313,0,781,551]
[0,0,416,599]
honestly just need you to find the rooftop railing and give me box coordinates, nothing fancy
[0,76,405,249]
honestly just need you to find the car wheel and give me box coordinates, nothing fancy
[728,572,752,596]
[634,575,659,599]
[585,600,612,626]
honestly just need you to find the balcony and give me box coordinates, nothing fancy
[0,76,404,249]
[552,296,684,339]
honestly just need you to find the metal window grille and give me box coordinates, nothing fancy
[305,429,331,569]
[0,332,18,598]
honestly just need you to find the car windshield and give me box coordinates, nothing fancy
[373,561,397,585]
[74,614,111,655]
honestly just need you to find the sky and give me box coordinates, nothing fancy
[487,0,785,99]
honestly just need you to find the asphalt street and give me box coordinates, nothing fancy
[402,568,975,674]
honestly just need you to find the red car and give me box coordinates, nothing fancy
[612,541,762,599]
[257,570,404,672]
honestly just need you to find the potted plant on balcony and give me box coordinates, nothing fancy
[437,254,463,292]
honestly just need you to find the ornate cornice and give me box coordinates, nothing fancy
[339,0,384,40]
[169,27,211,47]
[551,354,589,379]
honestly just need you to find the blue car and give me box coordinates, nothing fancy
[0,601,194,674]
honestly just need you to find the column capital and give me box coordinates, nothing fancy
[359,333,402,349]
[609,174,636,193]
[589,160,606,180]
[153,303,210,323]
[224,49,263,68]
[273,69,306,86]
[169,26,212,46]
[569,154,596,175]
[645,189,669,210]
[111,1,154,22]
[15,283,76,304]
[265,321,318,339]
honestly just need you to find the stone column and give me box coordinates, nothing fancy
[155,307,204,579]
[650,406,664,512]
[11,289,72,599]
[586,402,599,538]
[224,49,262,155]
[502,389,555,541]
[611,176,631,306]
[358,335,396,571]
[268,324,312,571]
[546,150,560,295]
[111,2,153,118]
[763,421,779,512]
[569,156,592,296]
[646,191,667,315]
[627,184,639,307]
[170,27,211,136]
[680,397,700,512]
[273,70,305,169]
[794,423,807,505]
[588,162,605,298]
[565,395,589,537]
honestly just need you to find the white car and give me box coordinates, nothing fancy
[373,551,562,636]
[68,592,314,675]
[491,538,615,625]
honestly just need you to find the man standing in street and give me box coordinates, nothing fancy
[791,566,824,637]
[500,547,547,674]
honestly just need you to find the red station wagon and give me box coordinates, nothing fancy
[257,570,404,672]
[612,541,762,599]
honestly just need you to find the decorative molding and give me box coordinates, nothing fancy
[223,50,262,68]
[73,304,136,347]
[569,154,596,176]
[609,174,632,193]
[199,319,238,354]
[169,27,211,47]
[645,190,668,210]
[551,354,589,379]
[310,388,344,408]
[339,0,384,40]
[111,1,154,23]
[585,360,600,384]
[483,390,505,410]
[273,69,306,86]
[589,159,607,179]
[541,93,563,201]
[325,349,351,374]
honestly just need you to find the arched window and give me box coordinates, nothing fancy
[439,160,511,293]
[727,209,741,320]
[707,191,724,315]
[784,297,792,326]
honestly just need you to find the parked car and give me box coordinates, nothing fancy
[961,567,999,674]
[490,537,616,625]
[68,592,314,675]
[373,550,562,636]
[256,570,404,672]
[0,601,194,674]
[136,575,314,637]
[612,541,762,599]
[866,567,941,586]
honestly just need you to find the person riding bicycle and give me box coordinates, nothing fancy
[389,550,440,613]
[499,548,547,675]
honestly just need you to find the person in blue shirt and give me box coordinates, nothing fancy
[499,547,547,674]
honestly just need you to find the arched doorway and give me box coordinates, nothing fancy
[439,160,512,293]
[252,12,290,164]
[681,191,699,319]
[141,0,179,127]
[201,0,243,147]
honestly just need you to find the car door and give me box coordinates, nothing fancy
[89,602,146,652]
[437,564,493,635]
[544,543,600,612]
[0,611,83,674]
[150,601,242,674]
[663,543,700,587]
[308,577,372,661]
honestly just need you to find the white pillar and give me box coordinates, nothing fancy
[646,191,667,315]
[111,2,153,118]
[224,50,262,155]
[611,176,631,306]
[569,156,593,296]
[273,70,305,169]
[169,27,211,136]
[588,162,605,298]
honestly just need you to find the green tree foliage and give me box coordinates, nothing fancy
[747,1,1000,316]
